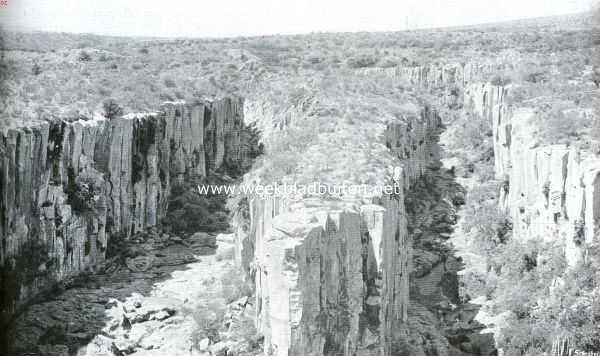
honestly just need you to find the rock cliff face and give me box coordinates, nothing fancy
[465,83,600,265]
[0,98,247,322]
[357,62,510,88]
[234,106,442,356]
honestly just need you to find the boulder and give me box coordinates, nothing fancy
[198,338,210,351]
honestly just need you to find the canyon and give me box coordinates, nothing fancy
[2,64,499,356]
[1,15,600,354]
[2,75,491,356]
[0,98,249,329]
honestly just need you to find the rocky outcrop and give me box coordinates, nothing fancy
[356,62,511,89]
[243,96,315,142]
[234,105,442,355]
[465,83,600,265]
[0,97,247,323]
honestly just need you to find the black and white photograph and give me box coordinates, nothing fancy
[1,1,600,355]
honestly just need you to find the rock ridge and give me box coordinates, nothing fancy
[233,103,442,355]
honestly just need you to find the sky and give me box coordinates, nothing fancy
[0,0,597,37]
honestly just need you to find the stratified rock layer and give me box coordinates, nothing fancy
[0,98,246,321]
[234,105,442,356]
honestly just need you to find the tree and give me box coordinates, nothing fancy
[102,99,123,120]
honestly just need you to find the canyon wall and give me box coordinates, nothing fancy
[0,97,247,322]
[234,105,442,356]
[465,83,600,265]
[357,61,511,88]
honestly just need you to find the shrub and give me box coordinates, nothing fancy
[490,240,576,354]
[540,106,583,143]
[522,68,547,83]
[189,301,225,347]
[164,77,177,88]
[258,125,318,183]
[65,168,99,215]
[78,51,92,62]
[489,73,512,86]
[31,63,42,75]
[346,54,377,69]
[451,109,493,154]
[590,70,600,88]
[221,265,252,304]
[102,99,123,120]
[547,244,600,351]
[461,183,512,256]
[163,182,229,235]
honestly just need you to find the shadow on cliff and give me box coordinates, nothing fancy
[403,167,497,356]
[2,228,220,355]
[2,151,263,356]
[0,109,265,356]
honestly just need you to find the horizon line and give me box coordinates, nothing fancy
[0,9,593,42]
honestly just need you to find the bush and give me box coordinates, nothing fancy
[102,99,123,120]
[590,70,600,88]
[522,68,547,83]
[163,182,229,235]
[66,168,100,215]
[187,264,255,352]
[540,106,584,143]
[31,63,42,75]
[489,240,572,354]
[346,54,377,69]
[189,301,225,347]
[548,244,600,351]
[489,73,512,86]
[164,77,177,88]
[221,265,252,304]
[78,51,92,62]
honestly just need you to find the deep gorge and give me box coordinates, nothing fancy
[1,73,494,356]
[0,98,256,351]
[2,60,599,356]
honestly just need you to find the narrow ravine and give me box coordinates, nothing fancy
[2,85,500,356]
[1,99,265,356]
[405,167,496,356]
[7,228,258,356]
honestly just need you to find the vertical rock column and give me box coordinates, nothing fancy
[235,104,443,355]
[1,97,248,322]
[465,83,600,266]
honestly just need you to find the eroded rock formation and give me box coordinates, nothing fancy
[465,83,600,266]
[234,105,442,355]
[356,61,513,89]
[0,98,247,323]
